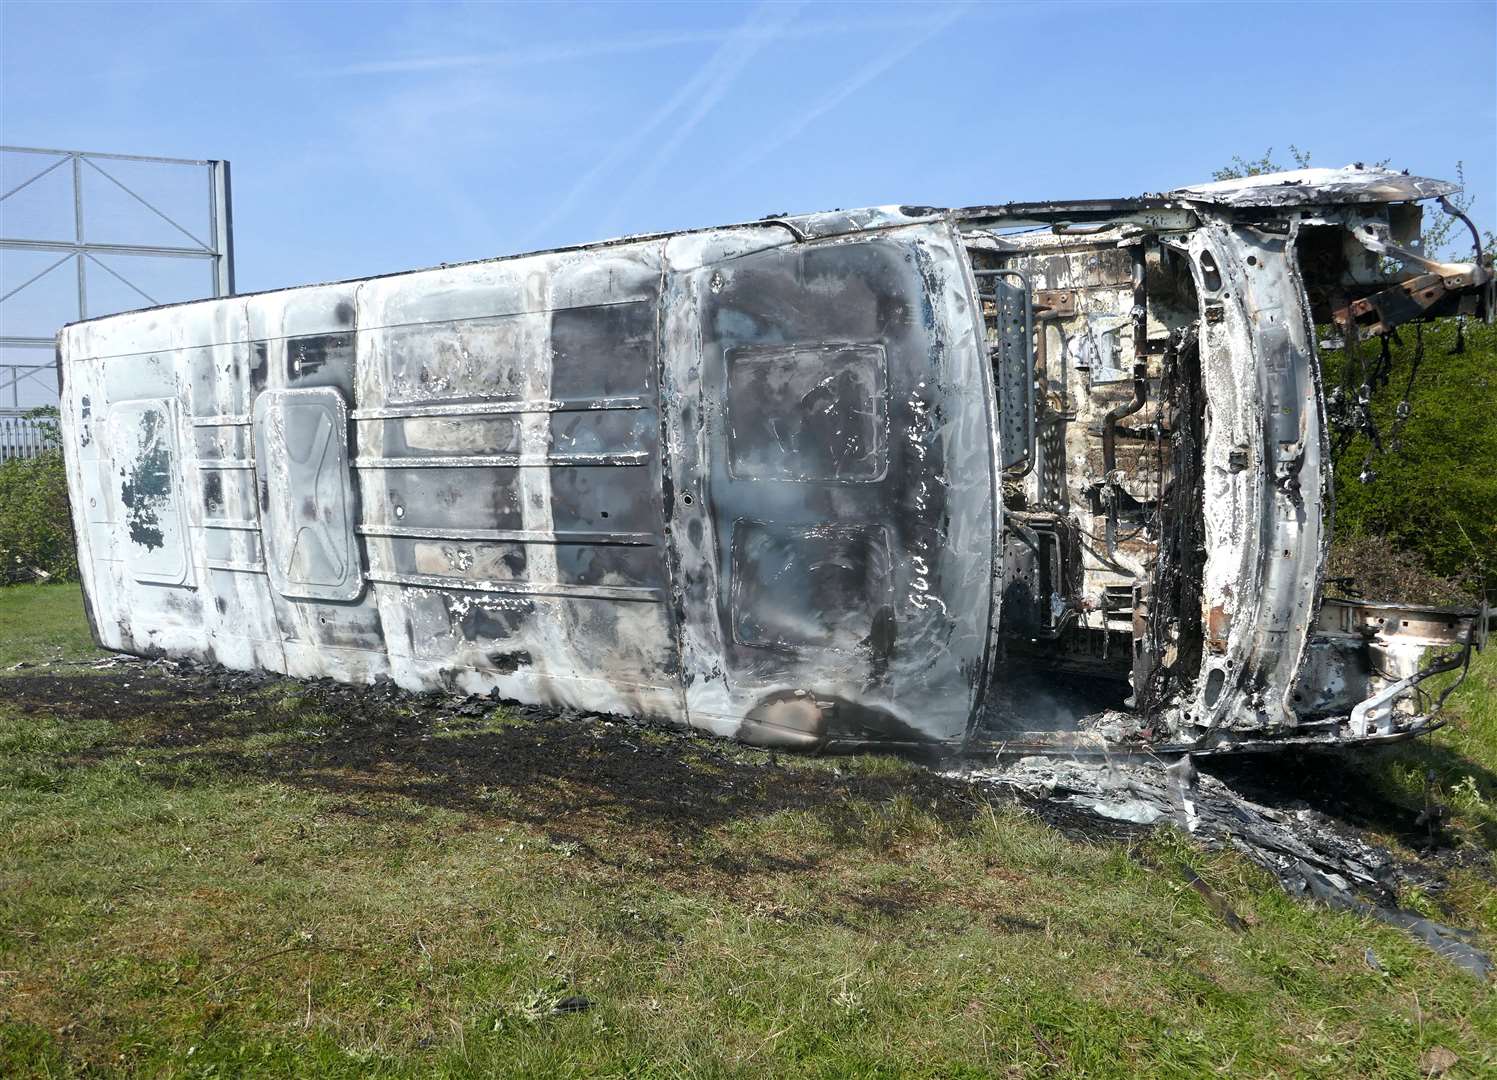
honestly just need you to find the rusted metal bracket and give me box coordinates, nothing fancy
[1316,596,1487,651]
[1033,288,1077,316]
[1333,268,1484,336]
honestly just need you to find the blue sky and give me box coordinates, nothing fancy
[3,0,1495,295]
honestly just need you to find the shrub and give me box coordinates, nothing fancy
[1330,318,1497,600]
[1324,534,1478,607]
[0,409,77,583]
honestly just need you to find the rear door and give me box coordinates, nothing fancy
[663,224,998,747]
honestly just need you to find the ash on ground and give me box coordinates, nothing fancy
[952,753,1491,979]
[24,652,1493,980]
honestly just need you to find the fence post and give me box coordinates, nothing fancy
[0,415,51,461]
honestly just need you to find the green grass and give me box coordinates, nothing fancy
[1359,648,1497,931]
[2,584,1495,1078]
[0,581,104,668]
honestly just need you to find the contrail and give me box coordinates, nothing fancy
[712,4,969,188]
[329,14,939,77]
[595,2,804,236]
[521,3,796,247]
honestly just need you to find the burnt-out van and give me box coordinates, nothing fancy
[58,166,1491,752]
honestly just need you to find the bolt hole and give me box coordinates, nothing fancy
[682,493,693,505]
[1203,667,1226,707]
[1199,251,1223,293]
[394,504,405,518]
[1246,255,1258,267]
[600,510,608,519]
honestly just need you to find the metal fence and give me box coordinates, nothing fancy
[0,415,56,461]
[1,145,235,417]
[0,358,57,413]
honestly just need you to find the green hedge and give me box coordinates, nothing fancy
[1329,317,1496,599]
[0,409,77,583]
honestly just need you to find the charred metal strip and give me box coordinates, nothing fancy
[974,268,1036,472]
[1129,243,1149,361]
[1100,363,1149,560]
[1142,329,1203,714]
[1438,195,1485,264]
[1333,272,1481,337]
[1032,290,1075,420]
[1172,167,1459,208]
[203,520,259,531]
[953,199,1189,223]
[356,525,655,546]
[350,396,648,420]
[191,415,251,427]
[1351,668,1449,738]
[364,571,663,603]
[353,453,649,469]
[1316,597,1483,646]
[1107,363,1149,470]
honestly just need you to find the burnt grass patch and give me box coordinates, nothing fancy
[5,670,293,749]
[8,660,1490,930]
[2,666,988,890]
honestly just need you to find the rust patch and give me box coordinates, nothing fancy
[1206,604,1231,654]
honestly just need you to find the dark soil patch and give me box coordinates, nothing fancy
[845,881,934,919]
[3,669,287,748]
[2,666,986,890]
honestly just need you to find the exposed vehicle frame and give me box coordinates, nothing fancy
[57,166,1492,753]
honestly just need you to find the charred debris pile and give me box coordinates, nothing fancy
[955,752,1491,980]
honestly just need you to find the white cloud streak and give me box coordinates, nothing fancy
[519,2,797,247]
[328,15,952,77]
[710,4,970,189]
[593,2,803,236]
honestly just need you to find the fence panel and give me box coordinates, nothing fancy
[0,416,55,461]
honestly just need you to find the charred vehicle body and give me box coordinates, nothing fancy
[58,167,1492,753]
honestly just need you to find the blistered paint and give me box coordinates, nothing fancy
[59,218,996,749]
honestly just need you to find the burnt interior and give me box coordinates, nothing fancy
[966,231,1203,738]
[962,199,1489,746]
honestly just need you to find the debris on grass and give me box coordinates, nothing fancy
[6,649,1494,983]
[958,755,1493,979]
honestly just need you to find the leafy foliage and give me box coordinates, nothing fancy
[1213,152,1494,599]
[1210,144,1315,181]
[1329,318,1496,598]
[0,407,77,583]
